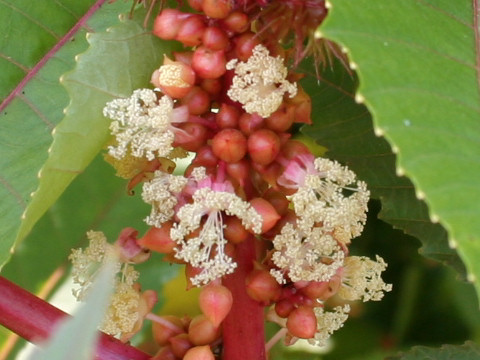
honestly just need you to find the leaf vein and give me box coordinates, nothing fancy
[0,0,61,40]
[0,174,26,209]
[17,94,55,131]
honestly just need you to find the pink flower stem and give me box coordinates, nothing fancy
[0,276,150,360]
[222,235,267,360]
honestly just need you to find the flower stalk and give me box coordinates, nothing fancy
[222,236,267,360]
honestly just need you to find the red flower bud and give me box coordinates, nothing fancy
[216,103,241,129]
[248,129,281,166]
[153,9,186,40]
[211,128,247,163]
[138,222,176,254]
[181,86,211,115]
[176,15,206,47]
[223,215,249,244]
[221,11,249,33]
[203,26,230,50]
[202,0,233,19]
[192,46,227,79]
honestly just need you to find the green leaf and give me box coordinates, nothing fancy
[1,4,177,270]
[300,59,465,275]
[387,341,480,360]
[317,0,480,295]
[0,0,133,270]
[29,262,115,360]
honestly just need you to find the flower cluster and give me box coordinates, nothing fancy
[76,0,394,356]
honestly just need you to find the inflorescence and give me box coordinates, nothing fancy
[69,1,391,358]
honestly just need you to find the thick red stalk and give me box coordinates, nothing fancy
[222,236,266,360]
[0,276,150,360]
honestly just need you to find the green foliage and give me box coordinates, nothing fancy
[0,0,132,269]
[387,341,480,360]
[300,59,465,276]
[318,0,480,295]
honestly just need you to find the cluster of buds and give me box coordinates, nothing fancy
[70,0,391,357]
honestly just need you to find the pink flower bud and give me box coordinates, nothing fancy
[286,306,317,339]
[199,283,233,327]
[246,269,282,304]
[249,198,281,233]
[188,314,221,345]
[183,345,215,360]
[169,333,193,358]
[152,315,185,346]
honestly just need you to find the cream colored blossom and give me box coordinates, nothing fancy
[69,231,120,300]
[308,305,350,347]
[338,255,392,302]
[171,187,262,286]
[103,89,181,161]
[157,64,190,88]
[291,158,370,244]
[101,281,140,337]
[270,223,344,284]
[226,45,297,118]
[69,231,144,338]
[142,170,188,227]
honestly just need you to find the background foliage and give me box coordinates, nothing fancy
[0,0,479,359]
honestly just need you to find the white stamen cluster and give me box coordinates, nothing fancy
[69,231,142,338]
[338,255,393,302]
[291,158,370,244]
[142,170,188,227]
[308,305,350,347]
[171,187,263,286]
[270,223,344,284]
[103,89,175,161]
[226,45,297,118]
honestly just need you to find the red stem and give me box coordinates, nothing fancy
[222,236,266,360]
[0,276,150,360]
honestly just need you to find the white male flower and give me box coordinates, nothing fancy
[103,89,188,161]
[338,255,392,302]
[287,157,370,244]
[69,231,145,338]
[270,223,345,284]
[171,187,262,286]
[226,45,297,118]
[308,305,350,347]
[142,170,188,227]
